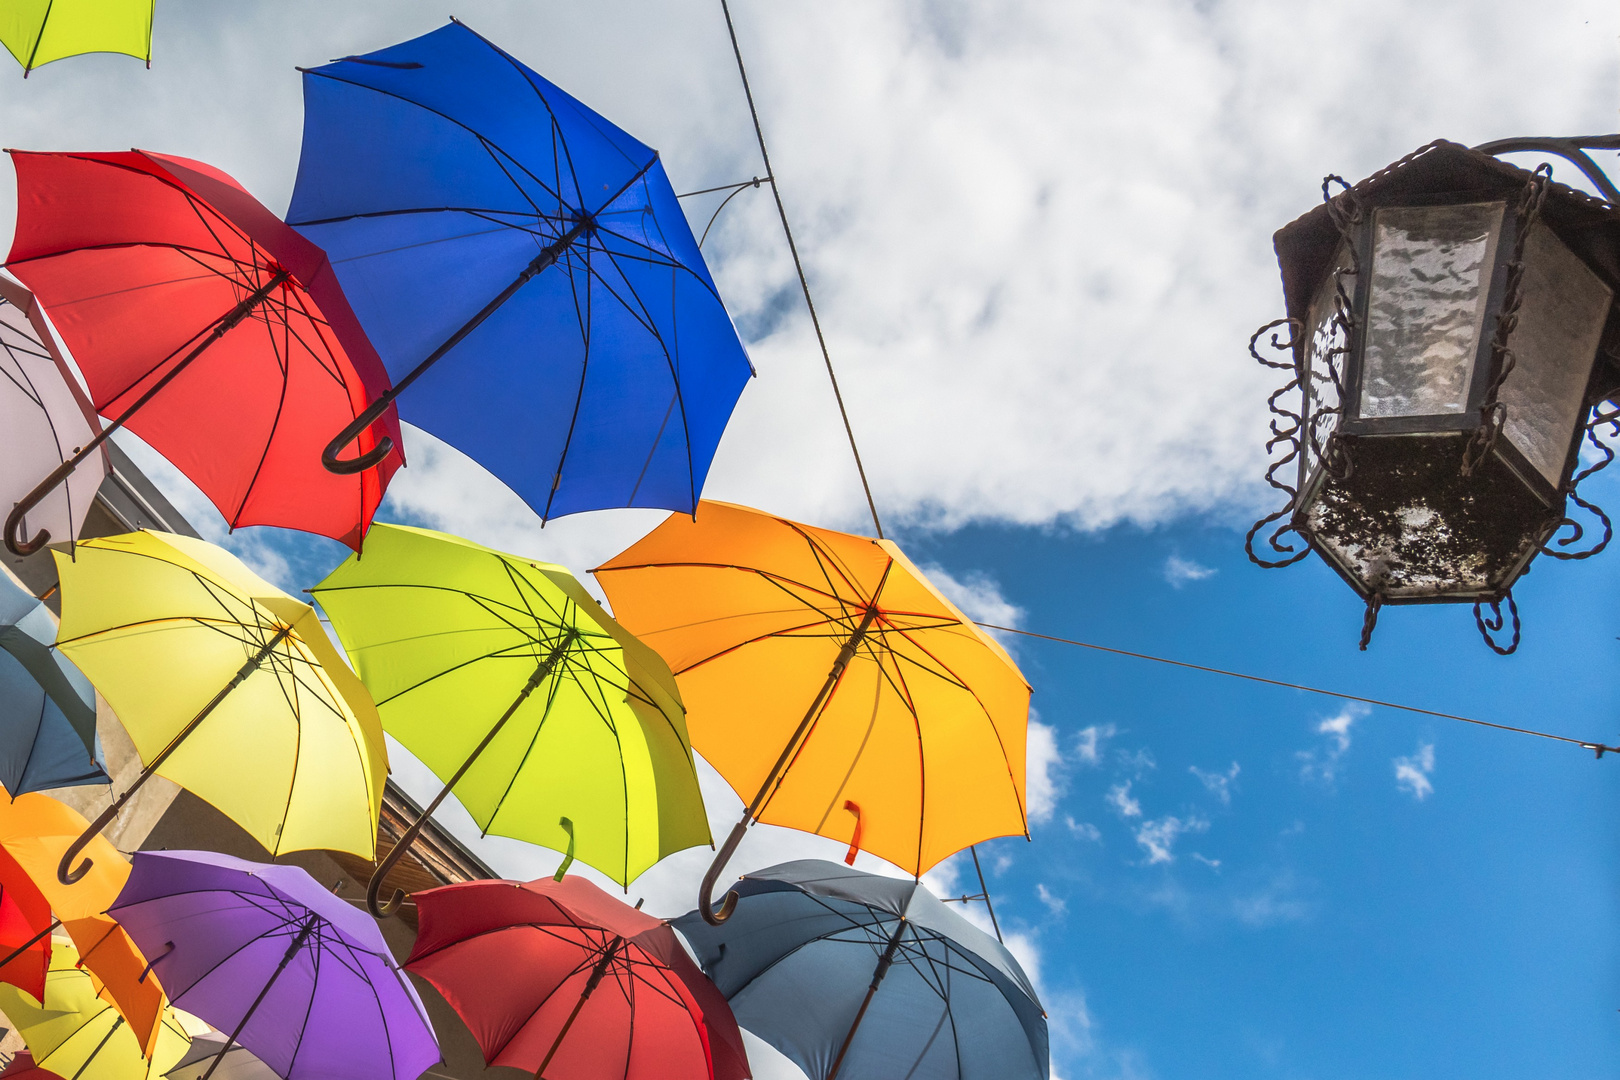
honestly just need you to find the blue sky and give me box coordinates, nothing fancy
[901,497,1619,1079]
[5,2,1620,1077]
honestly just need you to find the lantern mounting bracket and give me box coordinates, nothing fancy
[1472,135,1620,204]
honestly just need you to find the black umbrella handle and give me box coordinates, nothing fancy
[698,818,748,926]
[321,393,398,475]
[6,458,77,557]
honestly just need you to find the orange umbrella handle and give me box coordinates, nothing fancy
[842,801,863,865]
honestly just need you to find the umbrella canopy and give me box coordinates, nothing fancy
[0,845,52,1002]
[162,1033,275,1080]
[0,571,107,796]
[50,531,387,878]
[594,501,1031,916]
[109,851,439,1080]
[311,523,708,910]
[5,149,401,554]
[0,277,107,551]
[0,1,152,76]
[287,20,753,520]
[0,794,170,1056]
[674,861,1048,1080]
[407,876,750,1080]
[0,941,190,1080]
[0,1051,64,1080]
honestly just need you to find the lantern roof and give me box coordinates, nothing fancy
[1272,139,1620,403]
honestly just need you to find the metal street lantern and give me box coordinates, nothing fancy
[1248,139,1620,653]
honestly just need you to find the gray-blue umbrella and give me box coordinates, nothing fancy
[674,860,1048,1080]
[0,572,107,795]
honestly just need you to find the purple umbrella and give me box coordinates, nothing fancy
[108,851,438,1080]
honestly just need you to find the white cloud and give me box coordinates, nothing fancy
[1192,853,1222,870]
[1074,723,1116,766]
[1134,814,1209,865]
[1105,781,1141,819]
[1393,742,1436,801]
[918,562,1024,633]
[1026,719,1063,825]
[1164,554,1217,588]
[1116,747,1157,775]
[1036,882,1067,916]
[1189,761,1240,805]
[1297,702,1368,786]
[1064,817,1101,842]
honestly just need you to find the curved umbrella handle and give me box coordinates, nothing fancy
[5,459,78,557]
[365,833,413,918]
[57,793,123,885]
[322,395,397,476]
[699,818,749,926]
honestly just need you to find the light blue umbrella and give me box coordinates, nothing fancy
[675,860,1049,1080]
[0,573,107,796]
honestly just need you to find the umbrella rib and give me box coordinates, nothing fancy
[538,238,595,522]
[665,612,863,677]
[226,294,294,528]
[291,72,578,223]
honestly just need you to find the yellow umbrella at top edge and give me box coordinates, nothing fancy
[0,941,189,1080]
[0,1,154,77]
[593,500,1031,923]
[48,531,386,883]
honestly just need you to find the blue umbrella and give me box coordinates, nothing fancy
[674,860,1048,1080]
[0,574,107,796]
[288,20,754,521]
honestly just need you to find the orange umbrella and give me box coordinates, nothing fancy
[594,501,1031,923]
[0,795,167,1056]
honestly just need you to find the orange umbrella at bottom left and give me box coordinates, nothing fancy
[0,794,167,1056]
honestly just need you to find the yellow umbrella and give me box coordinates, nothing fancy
[0,0,154,77]
[0,793,168,1056]
[0,941,189,1080]
[594,501,1031,923]
[49,532,386,884]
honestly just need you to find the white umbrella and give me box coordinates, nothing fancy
[0,276,106,554]
[162,1032,277,1080]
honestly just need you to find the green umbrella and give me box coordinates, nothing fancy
[311,524,709,916]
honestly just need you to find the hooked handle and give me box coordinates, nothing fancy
[365,822,421,918]
[5,459,77,557]
[57,791,125,885]
[699,819,749,925]
[321,393,397,475]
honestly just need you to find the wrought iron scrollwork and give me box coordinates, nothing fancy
[1538,403,1618,560]
[1462,164,1553,477]
[1473,591,1521,655]
[1244,317,1311,568]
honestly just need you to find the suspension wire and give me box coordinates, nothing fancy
[677,178,770,199]
[718,0,885,539]
[977,623,1620,758]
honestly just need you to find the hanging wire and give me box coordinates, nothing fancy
[718,0,884,540]
[977,622,1620,757]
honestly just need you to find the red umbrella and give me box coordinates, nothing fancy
[0,845,51,1003]
[0,1051,63,1080]
[406,877,750,1080]
[3,150,402,554]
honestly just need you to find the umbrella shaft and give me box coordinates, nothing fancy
[3,269,291,558]
[199,918,318,1080]
[367,638,573,916]
[0,917,59,971]
[746,605,879,821]
[68,1017,123,1080]
[57,623,293,885]
[535,937,622,1079]
[826,919,908,1080]
[321,155,659,476]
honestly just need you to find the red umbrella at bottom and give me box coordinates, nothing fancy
[0,1051,63,1080]
[406,877,749,1080]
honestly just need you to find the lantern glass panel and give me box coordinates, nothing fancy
[1359,202,1504,418]
[1498,224,1611,486]
[1302,243,1352,476]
